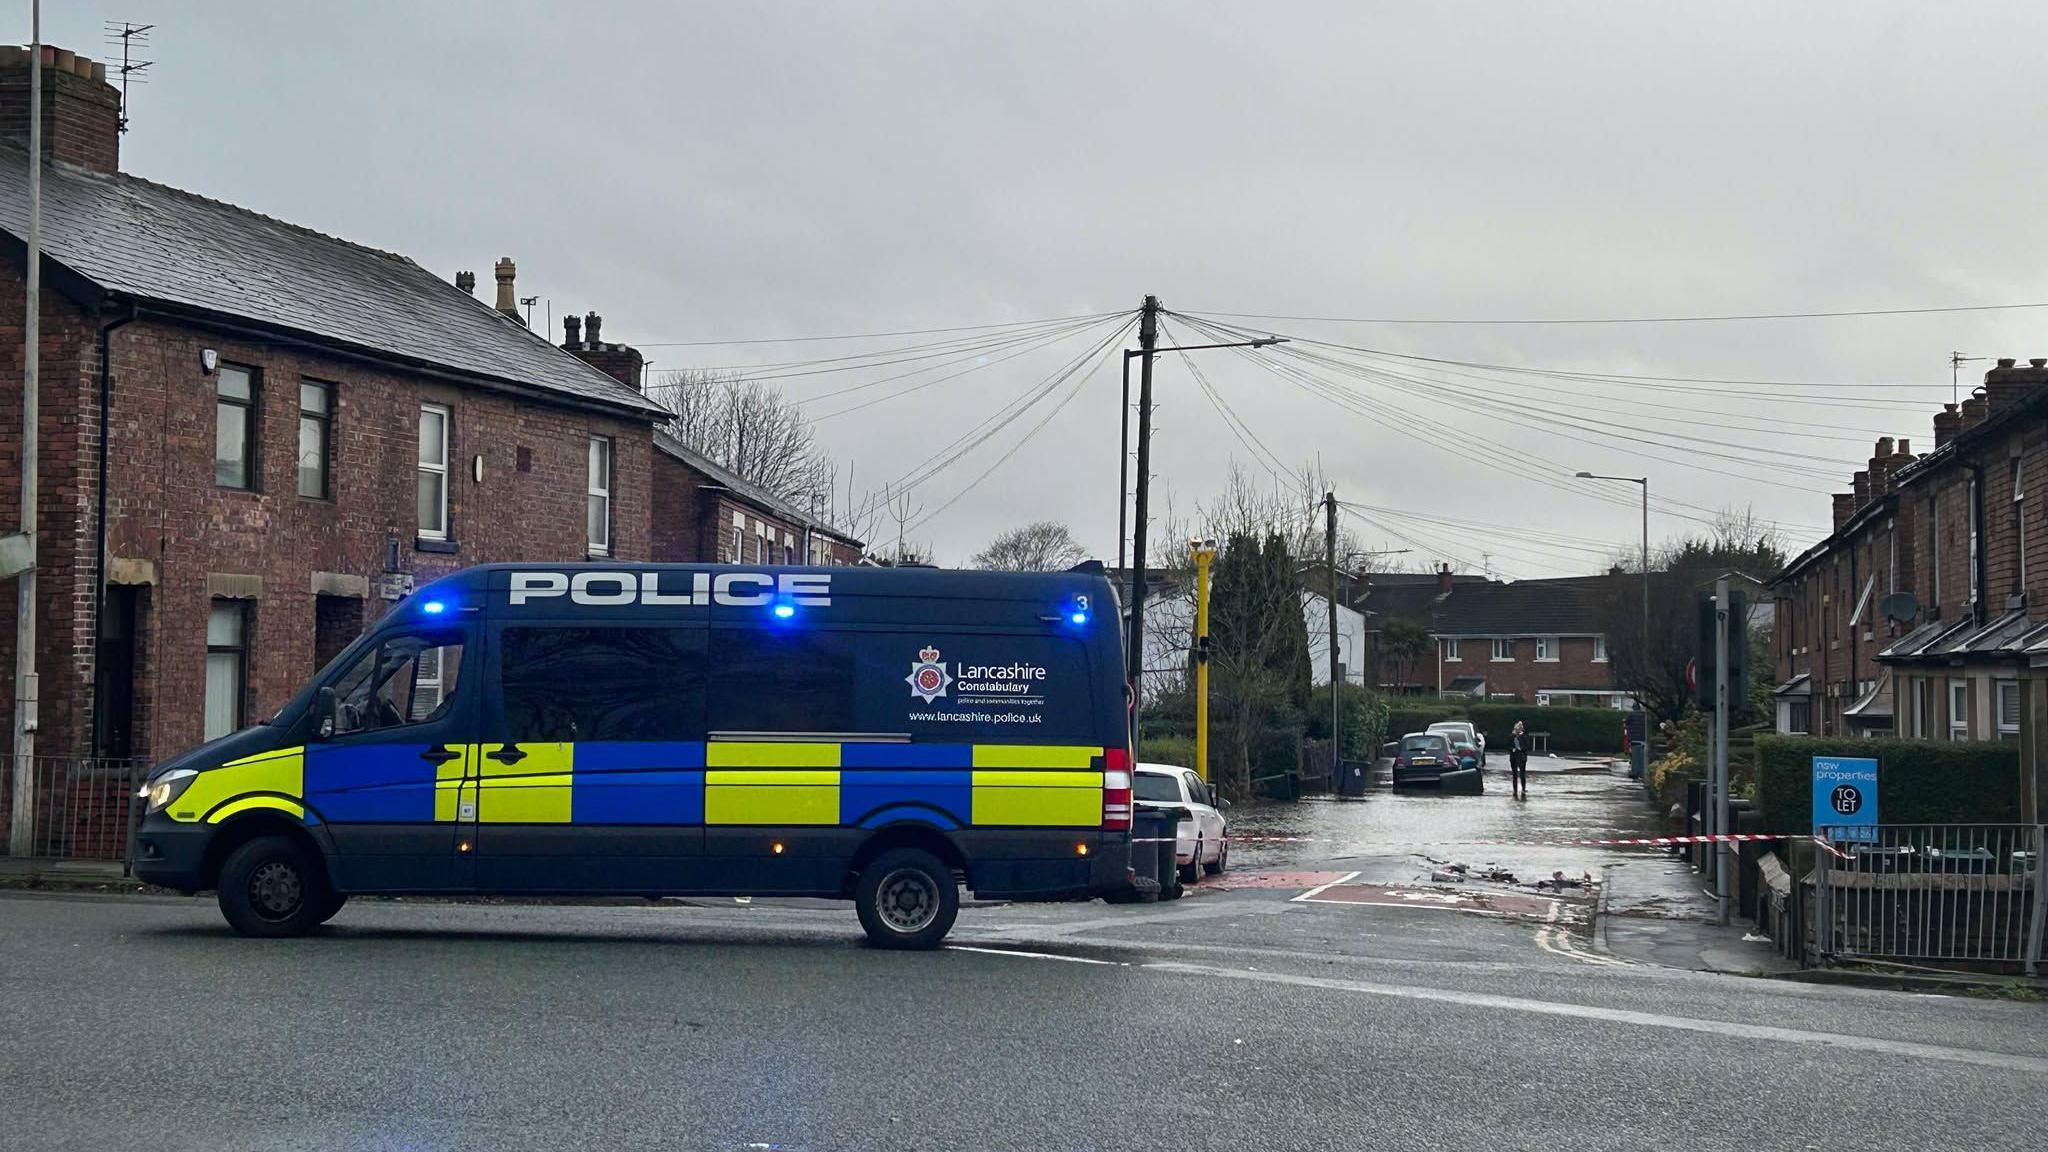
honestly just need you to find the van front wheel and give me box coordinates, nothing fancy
[855,848,959,950]
[218,834,328,938]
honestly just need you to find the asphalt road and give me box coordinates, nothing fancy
[4,886,2043,1152]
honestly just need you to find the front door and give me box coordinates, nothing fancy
[304,623,478,892]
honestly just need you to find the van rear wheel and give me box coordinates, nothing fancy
[218,834,328,938]
[855,847,959,950]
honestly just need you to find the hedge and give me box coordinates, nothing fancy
[1754,735,2022,833]
[1385,703,1628,755]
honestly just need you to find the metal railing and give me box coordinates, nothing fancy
[1815,823,2044,974]
[0,756,152,863]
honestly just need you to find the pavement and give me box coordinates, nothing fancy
[4,758,2043,1150]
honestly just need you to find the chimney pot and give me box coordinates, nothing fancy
[1997,358,2017,369]
[2033,359,2047,369]
[493,258,520,321]
[454,270,476,295]
[1961,393,1989,431]
[1897,438,1910,457]
[584,312,603,346]
[1875,436,1893,457]
[1436,562,1453,594]
[563,314,582,347]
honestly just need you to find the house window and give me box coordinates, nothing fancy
[204,601,249,742]
[297,380,332,498]
[728,526,742,562]
[1535,637,1558,662]
[1491,638,1514,662]
[586,436,613,556]
[417,405,450,541]
[1444,638,1461,662]
[215,365,257,489]
[1929,494,1941,609]
[1968,476,1982,608]
[1593,636,1608,662]
[1949,679,1970,741]
[1996,679,2021,741]
[2013,459,2026,595]
[1907,678,1925,738]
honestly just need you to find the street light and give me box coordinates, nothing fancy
[1576,471,1650,708]
[1118,337,1286,570]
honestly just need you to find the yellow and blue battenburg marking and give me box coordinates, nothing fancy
[178,742,1111,831]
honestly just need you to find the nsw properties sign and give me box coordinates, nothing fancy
[1812,756,1880,843]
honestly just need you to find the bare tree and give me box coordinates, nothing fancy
[971,521,1088,571]
[649,369,836,508]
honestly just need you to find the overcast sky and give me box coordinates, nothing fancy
[38,2,2048,576]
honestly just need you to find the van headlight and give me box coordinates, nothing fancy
[139,769,198,814]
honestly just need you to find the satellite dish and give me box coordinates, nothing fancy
[1880,592,1920,625]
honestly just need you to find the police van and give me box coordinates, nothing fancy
[132,562,1135,949]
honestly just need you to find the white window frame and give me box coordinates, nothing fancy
[417,404,451,541]
[1996,679,2021,741]
[2014,458,2026,596]
[1443,638,1461,663]
[1949,678,1970,742]
[1491,638,1514,662]
[1535,636,1558,662]
[1592,635,1608,663]
[586,436,613,556]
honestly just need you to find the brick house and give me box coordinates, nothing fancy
[1771,357,2048,818]
[1362,565,1634,707]
[0,40,665,815]
[649,432,861,567]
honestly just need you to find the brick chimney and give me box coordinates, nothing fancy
[1895,437,1912,465]
[1436,562,1453,594]
[1832,493,1853,531]
[1934,404,1961,448]
[561,310,645,391]
[1868,437,1896,500]
[493,258,521,322]
[1852,469,1870,507]
[1960,390,1989,432]
[1983,356,2048,417]
[0,45,122,174]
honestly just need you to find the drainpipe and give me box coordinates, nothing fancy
[87,303,137,755]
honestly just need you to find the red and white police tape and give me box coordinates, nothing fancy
[1130,833,1795,848]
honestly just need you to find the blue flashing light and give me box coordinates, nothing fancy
[772,603,797,620]
[421,599,447,615]
[1069,610,1089,626]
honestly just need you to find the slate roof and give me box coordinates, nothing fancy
[653,431,861,546]
[0,144,665,418]
[1426,575,1612,636]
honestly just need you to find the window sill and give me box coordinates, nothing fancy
[1443,657,1462,663]
[415,537,459,555]
[1490,658,1514,663]
[1535,658,1560,663]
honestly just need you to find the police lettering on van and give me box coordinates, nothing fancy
[508,570,832,607]
[130,562,1136,950]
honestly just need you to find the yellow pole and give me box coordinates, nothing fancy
[1192,540,1216,782]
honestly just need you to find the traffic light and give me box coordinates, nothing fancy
[1695,588,1748,714]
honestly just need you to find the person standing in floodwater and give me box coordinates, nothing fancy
[1508,721,1531,798]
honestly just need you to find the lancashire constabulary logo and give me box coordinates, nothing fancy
[906,645,952,703]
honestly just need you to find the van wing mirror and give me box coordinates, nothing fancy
[317,686,338,739]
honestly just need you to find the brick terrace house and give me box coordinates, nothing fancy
[1774,360,2048,796]
[1361,565,1634,707]
[650,429,862,566]
[0,43,665,823]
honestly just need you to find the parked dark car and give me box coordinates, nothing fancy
[1393,731,1484,791]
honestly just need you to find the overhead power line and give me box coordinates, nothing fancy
[636,311,1125,348]
[1184,302,2048,327]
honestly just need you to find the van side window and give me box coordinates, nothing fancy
[330,632,465,736]
[499,627,705,741]
[708,627,856,733]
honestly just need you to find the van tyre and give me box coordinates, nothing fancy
[218,835,328,938]
[855,848,959,950]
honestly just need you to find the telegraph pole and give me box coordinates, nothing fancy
[1123,296,1161,750]
[1325,492,1340,767]
[7,8,42,856]
[1713,575,1731,926]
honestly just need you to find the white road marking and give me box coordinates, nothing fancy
[1535,900,1629,967]
[1141,960,2048,1076]
[1289,870,1362,903]
[948,945,1124,965]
